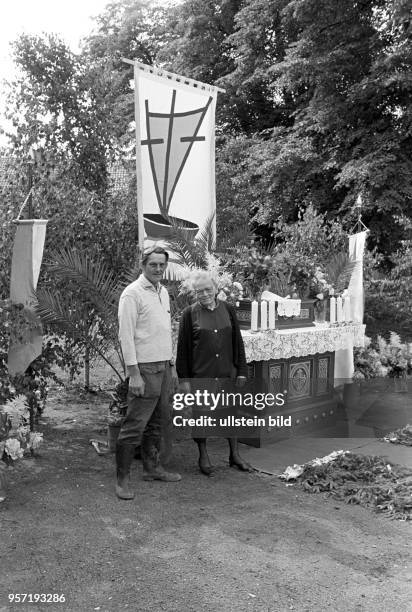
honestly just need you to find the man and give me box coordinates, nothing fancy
[116,246,181,500]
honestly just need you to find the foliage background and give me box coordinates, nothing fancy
[1,0,411,346]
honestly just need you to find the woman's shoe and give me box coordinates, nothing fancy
[198,457,215,476]
[229,455,253,472]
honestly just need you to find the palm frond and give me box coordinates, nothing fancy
[166,213,216,269]
[196,213,216,252]
[35,288,90,336]
[35,288,124,380]
[45,247,123,312]
[123,262,140,285]
[217,222,253,253]
[325,252,357,294]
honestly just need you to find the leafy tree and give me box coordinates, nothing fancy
[157,0,247,131]
[2,33,142,287]
[224,0,412,249]
[82,0,170,146]
[366,215,412,340]
[162,0,412,250]
[221,0,298,133]
[6,34,116,195]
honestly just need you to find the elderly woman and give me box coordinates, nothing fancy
[176,270,253,476]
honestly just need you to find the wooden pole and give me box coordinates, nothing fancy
[84,344,90,390]
[133,62,145,256]
[27,160,33,219]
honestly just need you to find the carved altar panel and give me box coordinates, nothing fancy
[288,361,311,400]
[317,356,330,395]
[268,363,283,394]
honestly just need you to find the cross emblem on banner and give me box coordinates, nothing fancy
[141,89,212,218]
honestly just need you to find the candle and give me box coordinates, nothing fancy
[344,296,351,322]
[260,300,268,331]
[329,297,336,324]
[336,296,343,323]
[268,300,276,329]
[251,300,259,331]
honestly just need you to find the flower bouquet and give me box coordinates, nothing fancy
[308,266,334,323]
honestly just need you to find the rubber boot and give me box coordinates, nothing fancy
[115,443,136,499]
[142,444,181,482]
[228,438,253,472]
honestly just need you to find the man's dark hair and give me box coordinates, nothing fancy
[141,246,169,266]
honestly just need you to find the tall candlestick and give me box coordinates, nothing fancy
[344,296,351,322]
[268,300,276,329]
[260,300,268,331]
[251,300,259,331]
[329,297,336,324]
[336,296,343,323]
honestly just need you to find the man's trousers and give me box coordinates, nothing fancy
[117,361,172,453]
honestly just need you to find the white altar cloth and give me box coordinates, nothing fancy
[241,323,365,383]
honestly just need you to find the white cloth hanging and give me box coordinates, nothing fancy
[348,230,367,323]
[8,220,48,375]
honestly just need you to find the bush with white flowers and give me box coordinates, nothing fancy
[0,395,43,466]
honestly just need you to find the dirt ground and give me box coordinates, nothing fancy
[0,371,411,612]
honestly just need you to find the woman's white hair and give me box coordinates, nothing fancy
[185,269,218,291]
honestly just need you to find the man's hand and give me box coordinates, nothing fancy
[129,373,145,396]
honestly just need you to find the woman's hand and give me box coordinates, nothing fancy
[179,380,191,394]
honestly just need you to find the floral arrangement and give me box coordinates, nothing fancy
[217,281,244,304]
[221,248,277,300]
[376,332,412,378]
[0,395,43,464]
[353,337,389,380]
[222,246,338,301]
[308,266,335,302]
[353,333,412,380]
[236,249,276,299]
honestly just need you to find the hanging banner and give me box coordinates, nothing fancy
[348,230,367,323]
[8,219,48,375]
[132,62,219,252]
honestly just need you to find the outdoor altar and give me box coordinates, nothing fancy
[239,322,365,446]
